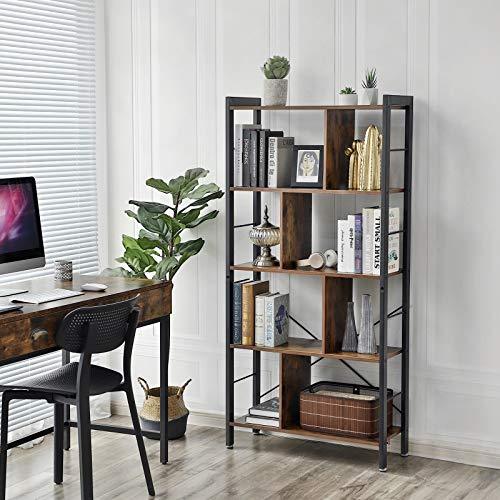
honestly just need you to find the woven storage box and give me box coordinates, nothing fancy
[299,381,393,438]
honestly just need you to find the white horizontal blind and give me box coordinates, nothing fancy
[0,0,98,431]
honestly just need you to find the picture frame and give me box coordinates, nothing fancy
[291,145,324,188]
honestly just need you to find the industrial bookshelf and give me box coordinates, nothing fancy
[225,95,413,472]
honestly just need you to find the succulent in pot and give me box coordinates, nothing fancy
[339,86,358,106]
[358,68,378,105]
[261,55,290,106]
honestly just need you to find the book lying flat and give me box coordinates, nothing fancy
[249,397,279,418]
[245,415,280,427]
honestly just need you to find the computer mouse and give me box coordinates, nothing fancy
[81,283,108,292]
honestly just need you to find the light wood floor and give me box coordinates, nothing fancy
[4,416,500,499]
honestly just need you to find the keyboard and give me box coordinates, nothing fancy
[10,288,84,305]
[0,288,28,298]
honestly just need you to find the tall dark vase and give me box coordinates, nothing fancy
[341,301,358,352]
[357,294,377,354]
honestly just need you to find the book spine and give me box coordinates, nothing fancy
[234,124,243,187]
[372,208,382,275]
[388,207,400,273]
[268,137,277,188]
[362,208,375,274]
[232,282,243,344]
[337,220,348,273]
[249,130,259,187]
[254,295,266,346]
[258,131,268,187]
[346,215,356,273]
[264,296,273,346]
[241,284,253,345]
[276,138,295,187]
[354,214,363,274]
[242,129,251,187]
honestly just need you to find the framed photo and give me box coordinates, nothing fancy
[291,145,324,188]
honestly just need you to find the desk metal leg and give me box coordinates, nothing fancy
[62,350,71,450]
[160,316,170,464]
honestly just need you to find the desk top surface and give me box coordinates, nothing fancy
[0,274,172,323]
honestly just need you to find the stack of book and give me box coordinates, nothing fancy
[245,397,279,427]
[337,207,400,274]
[233,279,289,347]
[233,124,294,188]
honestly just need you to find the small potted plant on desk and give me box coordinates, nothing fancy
[339,86,357,106]
[104,168,223,438]
[358,68,378,105]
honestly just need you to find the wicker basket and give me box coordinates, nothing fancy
[138,377,191,440]
[299,381,393,438]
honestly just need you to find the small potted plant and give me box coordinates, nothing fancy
[339,87,357,106]
[261,55,290,106]
[359,68,378,105]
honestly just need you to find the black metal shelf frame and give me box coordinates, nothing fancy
[225,95,414,472]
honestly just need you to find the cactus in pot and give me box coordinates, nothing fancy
[261,55,290,106]
[339,86,358,106]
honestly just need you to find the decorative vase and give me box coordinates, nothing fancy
[358,88,378,105]
[357,294,377,354]
[341,302,358,352]
[249,205,280,267]
[263,79,288,106]
[338,94,358,106]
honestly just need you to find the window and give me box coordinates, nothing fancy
[0,0,98,432]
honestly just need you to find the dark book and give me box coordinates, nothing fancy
[242,129,252,186]
[258,130,284,187]
[249,397,279,418]
[249,130,259,187]
[233,279,250,344]
[245,414,280,427]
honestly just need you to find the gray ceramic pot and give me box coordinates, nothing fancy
[263,79,288,106]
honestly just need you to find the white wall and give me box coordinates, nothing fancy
[104,0,500,468]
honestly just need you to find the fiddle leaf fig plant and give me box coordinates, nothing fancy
[104,168,223,281]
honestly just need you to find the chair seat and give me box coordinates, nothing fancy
[3,362,123,397]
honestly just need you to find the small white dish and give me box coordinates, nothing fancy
[81,283,108,292]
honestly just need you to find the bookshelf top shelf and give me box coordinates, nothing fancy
[230,187,404,195]
[229,104,406,111]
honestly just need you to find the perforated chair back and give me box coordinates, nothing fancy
[55,296,139,354]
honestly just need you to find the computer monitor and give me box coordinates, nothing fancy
[0,177,45,275]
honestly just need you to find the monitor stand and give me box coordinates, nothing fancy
[0,288,29,298]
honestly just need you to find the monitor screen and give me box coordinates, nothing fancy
[0,177,44,266]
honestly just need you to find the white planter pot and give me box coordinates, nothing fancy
[338,94,358,106]
[263,79,288,106]
[358,88,378,105]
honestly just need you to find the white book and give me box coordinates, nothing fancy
[264,293,289,347]
[267,137,294,187]
[255,292,277,346]
[362,207,376,274]
[234,124,259,186]
[346,215,356,273]
[337,219,349,273]
[372,207,400,275]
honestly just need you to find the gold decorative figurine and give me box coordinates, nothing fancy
[345,140,363,190]
[359,125,382,191]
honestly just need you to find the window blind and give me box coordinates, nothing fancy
[0,0,98,431]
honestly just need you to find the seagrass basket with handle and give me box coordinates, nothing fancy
[138,377,191,440]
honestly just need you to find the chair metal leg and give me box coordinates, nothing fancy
[62,350,71,451]
[0,392,11,500]
[54,403,64,485]
[76,396,93,500]
[125,387,155,496]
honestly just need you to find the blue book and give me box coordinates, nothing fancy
[233,279,250,344]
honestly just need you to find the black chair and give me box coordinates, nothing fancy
[0,296,155,500]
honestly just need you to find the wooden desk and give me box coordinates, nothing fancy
[0,274,172,464]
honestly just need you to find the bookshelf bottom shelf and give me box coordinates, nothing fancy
[230,418,401,447]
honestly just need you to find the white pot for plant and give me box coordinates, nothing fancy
[263,79,288,106]
[338,94,358,106]
[358,88,378,105]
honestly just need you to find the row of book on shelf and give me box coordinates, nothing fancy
[234,124,294,188]
[337,206,400,274]
[233,280,289,348]
[245,397,280,428]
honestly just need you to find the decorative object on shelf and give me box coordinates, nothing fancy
[291,145,324,188]
[261,55,290,106]
[339,86,358,106]
[54,260,72,281]
[358,294,377,354]
[359,125,382,190]
[341,301,358,352]
[358,68,378,105]
[103,168,223,282]
[138,377,191,440]
[345,140,364,190]
[249,205,280,267]
[296,249,337,270]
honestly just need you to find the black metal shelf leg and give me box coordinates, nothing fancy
[160,316,170,464]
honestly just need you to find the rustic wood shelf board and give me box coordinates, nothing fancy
[230,187,404,195]
[229,104,406,111]
[230,337,402,362]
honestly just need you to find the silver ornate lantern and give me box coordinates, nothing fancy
[249,205,280,267]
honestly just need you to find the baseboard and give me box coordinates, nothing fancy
[111,402,500,469]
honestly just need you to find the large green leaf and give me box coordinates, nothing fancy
[156,214,185,240]
[129,200,171,214]
[146,178,171,194]
[184,168,208,181]
[176,238,204,256]
[155,256,179,280]
[176,207,205,225]
[185,210,219,228]
[135,207,168,236]
[187,183,220,200]
[185,190,224,207]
